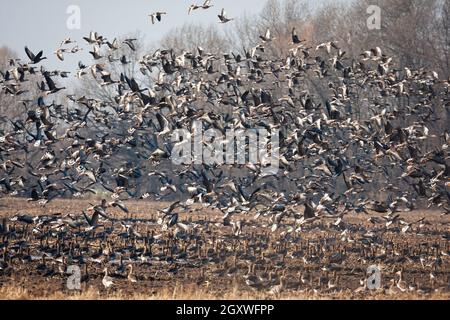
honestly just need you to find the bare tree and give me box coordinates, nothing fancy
[160,23,230,55]
[75,32,149,104]
[0,46,43,130]
[432,0,450,78]
[227,0,312,57]
[0,46,20,126]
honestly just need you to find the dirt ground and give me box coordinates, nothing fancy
[0,197,449,300]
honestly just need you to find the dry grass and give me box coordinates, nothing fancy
[1,197,449,300]
[1,284,449,300]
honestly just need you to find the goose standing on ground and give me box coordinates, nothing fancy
[269,275,286,296]
[127,264,138,283]
[0,218,7,234]
[395,269,408,292]
[102,267,115,289]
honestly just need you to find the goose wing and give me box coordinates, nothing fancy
[25,47,36,61]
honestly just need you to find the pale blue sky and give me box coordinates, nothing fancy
[0,0,340,71]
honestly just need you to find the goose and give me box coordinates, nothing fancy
[188,4,201,14]
[429,272,436,287]
[316,41,339,54]
[291,27,301,44]
[100,71,118,86]
[24,47,47,64]
[10,214,37,224]
[54,48,68,61]
[395,269,408,292]
[59,37,76,47]
[69,45,83,54]
[155,112,171,136]
[123,38,137,52]
[82,210,102,229]
[201,0,213,9]
[83,31,103,45]
[149,12,166,24]
[218,8,233,23]
[370,46,382,58]
[0,218,7,234]
[102,267,115,288]
[303,201,317,219]
[120,221,142,238]
[243,263,260,288]
[82,200,110,227]
[268,275,286,296]
[327,274,339,290]
[127,264,138,283]
[88,45,102,60]
[0,7,448,301]
[109,200,129,213]
[354,278,367,293]
[43,71,66,94]
[300,272,311,286]
[230,220,242,236]
[259,28,274,42]
[408,277,417,291]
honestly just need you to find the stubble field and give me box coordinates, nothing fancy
[0,197,449,300]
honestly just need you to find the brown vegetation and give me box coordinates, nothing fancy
[1,198,449,300]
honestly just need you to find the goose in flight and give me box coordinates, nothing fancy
[201,0,213,9]
[149,12,166,24]
[292,27,302,44]
[24,47,47,64]
[107,38,120,51]
[82,210,102,228]
[54,48,68,61]
[43,72,66,94]
[188,4,201,14]
[59,37,76,47]
[218,8,233,23]
[189,0,213,14]
[89,45,102,60]
[83,31,104,45]
[109,200,129,213]
[370,46,382,58]
[316,41,339,54]
[82,199,111,227]
[123,38,138,52]
[259,28,274,42]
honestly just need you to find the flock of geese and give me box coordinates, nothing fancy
[0,1,449,296]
